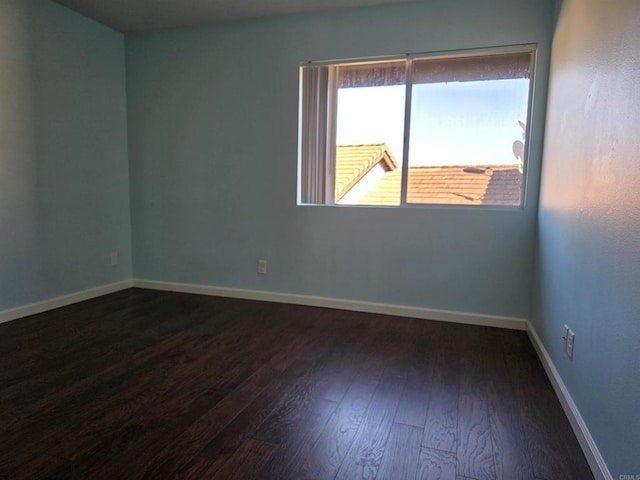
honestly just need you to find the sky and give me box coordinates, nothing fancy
[335,78,530,166]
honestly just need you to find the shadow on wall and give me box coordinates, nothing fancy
[0,1,44,309]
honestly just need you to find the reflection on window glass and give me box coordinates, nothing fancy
[406,54,530,206]
[408,79,529,167]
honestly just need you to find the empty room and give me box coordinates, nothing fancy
[1,0,638,478]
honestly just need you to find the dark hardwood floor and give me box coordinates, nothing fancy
[0,288,594,480]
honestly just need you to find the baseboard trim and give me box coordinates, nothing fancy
[526,322,612,480]
[0,280,134,325]
[132,279,527,330]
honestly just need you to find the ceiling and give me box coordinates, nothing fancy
[52,0,418,33]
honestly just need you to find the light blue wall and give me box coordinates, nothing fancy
[0,0,132,310]
[533,0,640,475]
[126,0,554,318]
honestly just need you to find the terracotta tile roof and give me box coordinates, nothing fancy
[357,164,522,206]
[336,144,522,206]
[335,144,398,201]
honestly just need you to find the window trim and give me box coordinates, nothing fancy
[298,44,538,209]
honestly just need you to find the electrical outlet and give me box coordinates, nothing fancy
[257,259,267,275]
[110,252,119,267]
[563,324,570,352]
[566,329,575,359]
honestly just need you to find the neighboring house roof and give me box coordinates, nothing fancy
[335,144,398,202]
[335,144,522,206]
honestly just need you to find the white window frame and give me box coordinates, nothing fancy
[298,44,537,208]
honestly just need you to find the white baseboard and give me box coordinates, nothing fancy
[526,323,612,480]
[0,280,134,325]
[132,279,527,330]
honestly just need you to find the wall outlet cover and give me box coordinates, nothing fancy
[257,259,267,275]
[567,329,575,359]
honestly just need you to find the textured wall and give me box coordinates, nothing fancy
[126,0,554,318]
[533,0,640,475]
[0,0,132,310]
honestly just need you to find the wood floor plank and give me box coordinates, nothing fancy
[298,378,379,479]
[56,306,303,477]
[376,423,422,480]
[417,446,457,480]
[334,373,407,480]
[141,337,324,479]
[209,439,276,480]
[487,382,534,480]
[0,452,72,480]
[2,290,227,406]
[394,364,431,428]
[25,319,300,478]
[516,382,594,480]
[456,381,496,480]
[3,300,237,418]
[257,397,337,479]
[177,346,334,474]
[419,340,461,456]
[14,312,287,473]
[498,330,549,388]
[423,380,459,453]
[305,310,368,403]
[250,349,343,446]
[296,316,399,480]
[3,330,200,470]
[486,381,534,480]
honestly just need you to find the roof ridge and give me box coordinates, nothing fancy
[407,164,520,169]
[335,143,397,201]
[336,143,387,148]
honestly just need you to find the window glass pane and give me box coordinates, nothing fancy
[407,55,531,206]
[297,50,535,208]
[334,61,406,205]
